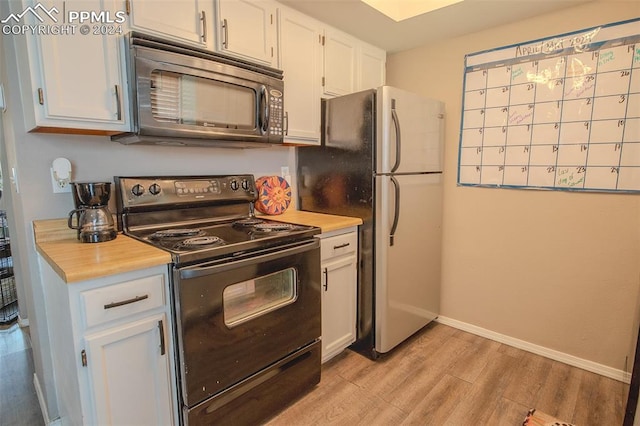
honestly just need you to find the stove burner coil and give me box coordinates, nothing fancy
[181,236,225,247]
[253,223,297,232]
[233,218,265,227]
[150,228,204,239]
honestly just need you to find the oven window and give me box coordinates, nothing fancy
[150,70,256,129]
[223,268,297,327]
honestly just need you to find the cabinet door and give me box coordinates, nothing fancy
[278,7,321,145]
[217,0,277,66]
[321,254,357,363]
[26,0,129,131]
[358,43,386,90]
[84,313,173,425]
[322,28,357,97]
[128,0,212,49]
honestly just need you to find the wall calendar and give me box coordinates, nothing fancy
[457,18,640,193]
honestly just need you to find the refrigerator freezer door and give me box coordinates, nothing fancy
[374,173,442,354]
[376,86,444,174]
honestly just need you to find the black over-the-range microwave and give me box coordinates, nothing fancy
[111,32,284,147]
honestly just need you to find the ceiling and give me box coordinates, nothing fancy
[279,0,595,54]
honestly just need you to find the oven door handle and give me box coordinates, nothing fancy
[179,239,319,279]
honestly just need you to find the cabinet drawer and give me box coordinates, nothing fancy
[81,274,165,328]
[321,232,357,261]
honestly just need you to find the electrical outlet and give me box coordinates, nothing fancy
[51,168,71,193]
[280,166,289,177]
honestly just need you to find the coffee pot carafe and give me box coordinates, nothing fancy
[68,182,117,243]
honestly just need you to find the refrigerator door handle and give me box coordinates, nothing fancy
[391,99,401,173]
[389,176,400,246]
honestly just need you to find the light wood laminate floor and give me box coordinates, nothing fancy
[0,323,43,426]
[0,321,629,425]
[267,322,628,426]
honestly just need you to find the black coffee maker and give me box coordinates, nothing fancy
[68,182,117,243]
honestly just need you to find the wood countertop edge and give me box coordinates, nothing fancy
[261,210,363,233]
[35,243,71,282]
[32,211,361,283]
[35,238,171,283]
[34,219,171,283]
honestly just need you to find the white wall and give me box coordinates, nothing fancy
[387,1,640,376]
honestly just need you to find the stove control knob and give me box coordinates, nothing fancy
[149,183,162,196]
[131,184,145,197]
[230,180,239,191]
[241,179,250,191]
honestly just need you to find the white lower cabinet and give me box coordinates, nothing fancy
[84,313,173,425]
[319,227,358,363]
[39,259,176,426]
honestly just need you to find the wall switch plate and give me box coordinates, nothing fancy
[281,166,289,177]
[51,168,71,193]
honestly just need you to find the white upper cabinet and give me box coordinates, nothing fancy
[126,0,214,49]
[358,42,386,91]
[15,0,130,132]
[278,7,322,145]
[322,27,358,97]
[216,0,278,66]
[276,2,386,143]
[321,26,386,97]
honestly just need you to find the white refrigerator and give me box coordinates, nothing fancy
[297,86,444,357]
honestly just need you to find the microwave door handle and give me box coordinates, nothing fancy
[259,85,269,135]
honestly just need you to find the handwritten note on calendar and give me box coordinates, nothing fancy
[457,18,640,193]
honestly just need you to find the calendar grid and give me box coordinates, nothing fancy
[457,18,640,193]
[617,52,637,189]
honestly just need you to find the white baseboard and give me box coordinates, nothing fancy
[17,315,29,327]
[33,373,61,426]
[436,316,631,384]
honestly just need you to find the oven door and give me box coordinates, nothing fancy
[173,239,320,408]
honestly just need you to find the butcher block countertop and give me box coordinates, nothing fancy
[263,210,362,233]
[33,219,171,283]
[33,211,359,283]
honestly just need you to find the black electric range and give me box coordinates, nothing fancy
[114,175,319,266]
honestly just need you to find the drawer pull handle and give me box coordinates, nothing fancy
[104,294,149,310]
[333,243,350,250]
